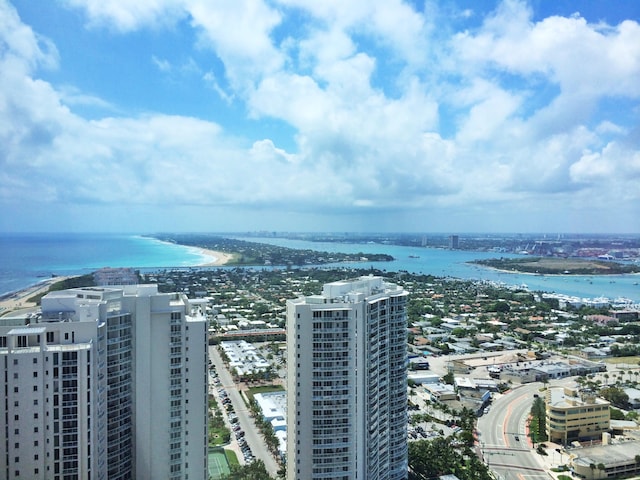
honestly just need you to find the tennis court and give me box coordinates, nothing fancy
[208,447,231,479]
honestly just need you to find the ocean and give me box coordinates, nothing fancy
[0,233,210,297]
[1,233,639,303]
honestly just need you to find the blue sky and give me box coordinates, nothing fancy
[1,0,639,234]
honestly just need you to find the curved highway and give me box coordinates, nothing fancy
[477,383,551,480]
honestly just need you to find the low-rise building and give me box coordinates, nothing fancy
[569,439,640,479]
[546,385,610,444]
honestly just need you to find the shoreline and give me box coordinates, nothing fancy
[0,276,72,316]
[196,248,233,266]
[470,262,640,277]
[147,237,233,267]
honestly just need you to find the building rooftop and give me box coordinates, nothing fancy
[571,441,640,468]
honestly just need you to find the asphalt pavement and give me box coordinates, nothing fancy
[477,380,577,480]
[208,345,281,476]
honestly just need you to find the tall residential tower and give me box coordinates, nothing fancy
[0,284,207,480]
[286,276,408,480]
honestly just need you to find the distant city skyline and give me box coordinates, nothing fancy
[1,0,639,234]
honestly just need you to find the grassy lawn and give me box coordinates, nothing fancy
[246,384,285,401]
[209,426,230,447]
[225,448,239,466]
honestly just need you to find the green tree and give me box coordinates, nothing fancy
[220,460,274,480]
[490,301,511,313]
[599,387,630,409]
[442,371,454,385]
[610,407,625,420]
[409,437,492,480]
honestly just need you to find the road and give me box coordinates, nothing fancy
[477,383,551,480]
[208,345,280,477]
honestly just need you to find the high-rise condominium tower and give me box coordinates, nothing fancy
[0,284,207,480]
[286,276,408,480]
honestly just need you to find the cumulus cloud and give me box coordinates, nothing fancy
[2,0,640,232]
[60,0,186,31]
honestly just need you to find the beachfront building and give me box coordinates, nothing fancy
[546,385,610,445]
[286,276,409,480]
[0,285,207,480]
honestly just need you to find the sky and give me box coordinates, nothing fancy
[1,0,639,234]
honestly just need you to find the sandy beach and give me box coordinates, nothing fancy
[197,248,233,266]
[0,276,71,316]
[0,244,231,317]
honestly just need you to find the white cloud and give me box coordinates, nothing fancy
[202,71,234,104]
[2,0,640,232]
[57,85,116,111]
[452,0,640,98]
[454,80,522,144]
[151,55,171,72]
[187,0,284,90]
[60,0,185,31]
[571,142,640,185]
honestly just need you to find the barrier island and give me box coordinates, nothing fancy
[150,234,394,266]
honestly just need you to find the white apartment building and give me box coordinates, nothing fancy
[0,284,207,480]
[286,276,409,480]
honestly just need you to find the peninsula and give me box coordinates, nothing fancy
[150,234,394,266]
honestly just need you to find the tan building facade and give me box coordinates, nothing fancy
[546,386,610,445]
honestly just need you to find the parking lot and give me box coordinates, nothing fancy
[208,345,280,476]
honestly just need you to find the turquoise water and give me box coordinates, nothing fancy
[0,233,210,296]
[235,237,640,303]
[2,233,638,302]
